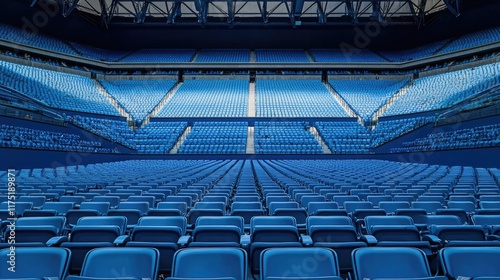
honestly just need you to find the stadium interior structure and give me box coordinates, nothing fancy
[1,0,500,279]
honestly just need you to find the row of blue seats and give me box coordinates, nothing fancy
[4,245,499,280]
[2,214,500,275]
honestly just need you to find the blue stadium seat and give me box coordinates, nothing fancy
[0,247,71,279]
[260,247,343,280]
[66,247,160,280]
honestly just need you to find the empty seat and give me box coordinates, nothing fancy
[306,216,367,272]
[412,201,443,214]
[249,216,303,274]
[307,202,342,216]
[472,215,500,235]
[427,224,499,248]
[260,247,342,280]
[190,216,244,247]
[92,196,120,208]
[54,216,128,273]
[231,202,266,228]
[187,202,226,226]
[0,247,71,279]
[66,247,160,280]
[378,201,411,214]
[351,247,447,280]
[169,248,247,280]
[43,202,75,215]
[439,247,500,280]
[149,202,188,216]
[364,216,432,255]
[125,216,187,274]
[0,216,66,248]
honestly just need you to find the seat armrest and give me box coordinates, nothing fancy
[177,235,192,247]
[422,234,442,244]
[240,235,251,248]
[360,235,378,245]
[300,235,313,247]
[46,236,68,247]
[487,235,500,241]
[114,235,130,246]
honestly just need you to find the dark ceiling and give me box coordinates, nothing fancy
[0,0,499,50]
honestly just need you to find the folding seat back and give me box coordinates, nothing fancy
[232,202,263,210]
[115,189,142,195]
[429,225,488,244]
[269,202,307,227]
[60,196,85,207]
[425,215,462,226]
[268,201,299,214]
[191,216,244,246]
[170,248,247,280]
[127,196,156,208]
[129,186,152,192]
[233,196,260,202]
[89,189,111,195]
[177,192,199,202]
[481,201,500,209]
[66,248,160,280]
[294,191,314,202]
[418,196,446,205]
[165,196,193,207]
[449,195,476,203]
[367,195,393,206]
[147,189,172,198]
[249,216,302,274]
[333,196,360,207]
[127,217,186,274]
[18,195,46,209]
[447,201,476,213]
[344,201,373,213]
[187,202,226,226]
[92,196,120,208]
[365,216,420,240]
[472,215,500,234]
[307,202,339,215]
[412,201,443,214]
[80,202,110,215]
[436,209,469,224]
[10,216,65,244]
[393,195,416,203]
[260,248,342,280]
[0,247,71,279]
[266,196,291,206]
[439,247,500,279]
[203,195,228,204]
[43,202,75,215]
[300,195,326,209]
[117,201,150,215]
[351,247,445,280]
[306,216,366,272]
[73,216,128,239]
[480,195,500,202]
[155,202,188,216]
[378,201,411,214]
[1,201,32,216]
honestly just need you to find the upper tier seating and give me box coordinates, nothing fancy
[0,23,78,55]
[255,122,323,154]
[310,49,388,63]
[329,79,408,120]
[255,80,349,118]
[438,26,500,55]
[100,79,177,121]
[0,61,119,115]
[120,49,195,62]
[255,49,310,62]
[179,122,247,154]
[315,121,371,154]
[370,117,433,147]
[393,123,500,152]
[384,62,500,116]
[196,49,250,62]
[0,124,112,153]
[69,42,130,62]
[158,79,248,117]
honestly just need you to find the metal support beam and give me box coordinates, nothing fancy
[444,0,460,17]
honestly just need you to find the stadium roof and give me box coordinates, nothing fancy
[60,0,452,27]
